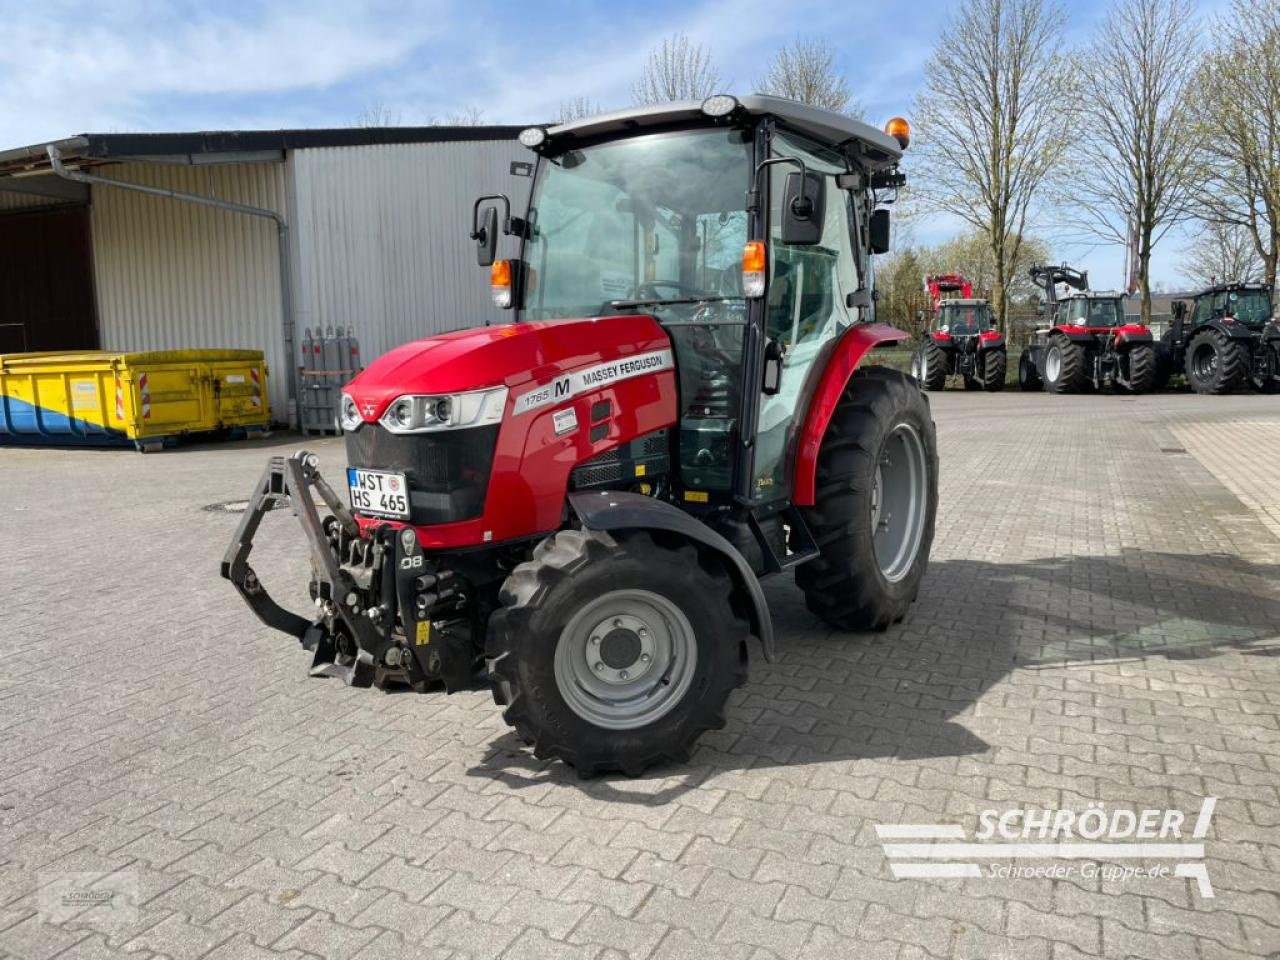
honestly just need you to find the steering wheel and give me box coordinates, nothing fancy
[637,280,708,300]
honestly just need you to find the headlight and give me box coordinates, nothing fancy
[339,392,362,431]
[379,386,508,434]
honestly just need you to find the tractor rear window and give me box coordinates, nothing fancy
[936,304,990,335]
[522,128,752,321]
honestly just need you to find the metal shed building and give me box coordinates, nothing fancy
[0,127,530,421]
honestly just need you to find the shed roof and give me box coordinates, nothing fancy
[0,125,523,178]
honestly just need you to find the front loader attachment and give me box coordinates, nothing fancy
[221,451,389,687]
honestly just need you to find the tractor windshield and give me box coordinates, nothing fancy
[1063,298,1124,327]
[522,128,752,321]
[1225,289,1272,327]
[935,302,991,335]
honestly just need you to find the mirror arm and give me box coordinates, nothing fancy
[747,156,807,215]
[470,193,513,240]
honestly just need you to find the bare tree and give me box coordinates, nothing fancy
[353,103,401,127]
[1071,0,1199,323]
[444,105,486,126]
[1189,0,1280,290]
[755,38,862,117]
[558,97,600,123]
[913,0,1074,327]
[918,230,1051,300]
[632,33,720,104]
[1181,221,1266,286]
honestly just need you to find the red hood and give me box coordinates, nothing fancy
[345,316,670,422]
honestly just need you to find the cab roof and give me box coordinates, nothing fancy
[1194,282,1271,295]
[546,95,904,171]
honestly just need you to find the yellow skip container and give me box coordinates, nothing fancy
[0,349,270,451]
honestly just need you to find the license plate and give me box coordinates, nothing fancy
[347,467,410,519]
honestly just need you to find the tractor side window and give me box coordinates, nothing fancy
[1192,296,1213,325]
[754,132,856,500]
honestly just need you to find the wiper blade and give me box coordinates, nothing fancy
[609,295,734,309]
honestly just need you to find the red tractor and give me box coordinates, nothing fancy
[910,274,1007,391]
[222,97,938,775]
[1020,264,1157,394]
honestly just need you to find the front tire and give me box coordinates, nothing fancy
[487,529,749,776]
[1018,350,1043,391]
[1185,328,1247,394]
[1043,335,1086,393]
[796,367,938,631]
[981,349,1007,391]
[911,341,947,391]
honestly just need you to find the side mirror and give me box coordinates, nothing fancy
[781,171,825,245]
[868,209,891,254]
[762,339,784,395]
[474,205,499,267]
[1036,302,1046,317]
[915,310,925,322]
[990,317,998,329]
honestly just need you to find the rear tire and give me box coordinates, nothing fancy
[487,529,749,776]
[1185,328,1247,394]
[1018,350,1043,391]
[1043,335,1086,394]
[981,349,1007,391]
[911,341,947,391]
[796,367,938,631]
[1125,343,1157,394]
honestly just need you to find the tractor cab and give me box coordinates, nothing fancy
[1187,284,1273,329]
[933,299,994,337]
[1053,293,1126,330]
[476,94,908,506]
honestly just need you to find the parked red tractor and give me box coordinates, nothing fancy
[1020,264,1156,394]
[222,97,938,775]
[911,274,1007,391]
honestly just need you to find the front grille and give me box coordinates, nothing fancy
[345,424,498,524]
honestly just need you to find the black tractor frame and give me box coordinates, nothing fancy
[1156,283,1279,394]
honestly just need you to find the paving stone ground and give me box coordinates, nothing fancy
[2,388,1279,960]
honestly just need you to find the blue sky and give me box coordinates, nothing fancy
[0,0,1225,288]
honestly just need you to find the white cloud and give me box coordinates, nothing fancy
[0,0,442,145]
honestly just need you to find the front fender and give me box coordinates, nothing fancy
[794,322,908,507]
[567,490,775,662]
[1207,318,1256,341]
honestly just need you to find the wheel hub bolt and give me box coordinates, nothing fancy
[640,653,651,663]
[619,670,629,680]
[591,636,600,645]
[613,619,623,628]
[594,663,604,672]
[638,628,648,638]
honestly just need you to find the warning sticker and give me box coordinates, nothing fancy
[513,349,673,416]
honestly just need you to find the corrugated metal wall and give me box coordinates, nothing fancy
[89,162,290,413]
[0,191,75,212]
[289,139,529,363]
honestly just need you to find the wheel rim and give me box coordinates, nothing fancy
[911,353,923,380]
[553,588,697,730]
[870,423,929,583]
[1192,342,1217,379]
[1045,346,1061,382]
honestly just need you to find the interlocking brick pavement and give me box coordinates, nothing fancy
[2,389,1279,959]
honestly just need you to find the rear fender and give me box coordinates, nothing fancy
[794,323,908,507]
[567,490,775,662]
[1206,318,1258,341]
[978,331,1005,351]
[1113,325,1153,345]
[1050,326,1096,344]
